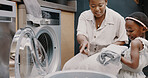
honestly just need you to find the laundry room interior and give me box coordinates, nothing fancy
[0,0,148,78]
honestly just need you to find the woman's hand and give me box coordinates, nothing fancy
[79,40,90,55]
[77,34,90,55]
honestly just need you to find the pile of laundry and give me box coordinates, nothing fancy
[78,44,128,76]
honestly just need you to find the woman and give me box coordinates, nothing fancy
[63,0,128,71]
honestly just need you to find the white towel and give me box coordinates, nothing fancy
[97,44,128,65]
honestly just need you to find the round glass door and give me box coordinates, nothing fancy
[10,27,49,78]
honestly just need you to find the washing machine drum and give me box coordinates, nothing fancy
[10,26,61,78]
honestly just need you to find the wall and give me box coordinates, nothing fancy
[74,0,89,55]
[107,0,142,17]
[61,11,74,68]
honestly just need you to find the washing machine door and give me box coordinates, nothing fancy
[35,26,61,73]
[10,27,50,78]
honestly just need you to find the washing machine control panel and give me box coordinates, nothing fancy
[0,1,16,22]
[41,7,61,25]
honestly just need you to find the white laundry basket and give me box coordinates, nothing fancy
[44,70,117,78]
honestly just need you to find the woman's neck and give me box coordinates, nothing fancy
[95,14,105,29]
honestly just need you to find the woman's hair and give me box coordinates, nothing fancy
[126,12,148,40]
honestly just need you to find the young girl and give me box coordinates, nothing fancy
[117,12,148,78]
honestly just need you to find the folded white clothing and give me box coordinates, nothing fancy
[97,44,128,65]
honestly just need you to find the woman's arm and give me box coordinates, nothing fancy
[113,41,125,45]
[77,34,90,55]
[121,39,141,69]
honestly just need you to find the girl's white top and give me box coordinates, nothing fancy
[118,37,148,78]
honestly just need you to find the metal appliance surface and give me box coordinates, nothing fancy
[11,7,61,78]
[0,1,16,78]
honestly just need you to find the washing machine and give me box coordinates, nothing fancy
[10,7,61,78]
[0,1,16,78]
